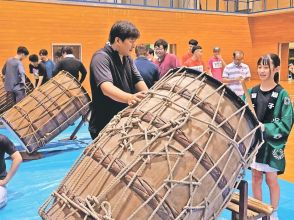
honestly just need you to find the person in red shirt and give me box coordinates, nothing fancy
[183,45,207,72]
[181,39,198,64]
[153,39,180,78]
[207,47,226,81]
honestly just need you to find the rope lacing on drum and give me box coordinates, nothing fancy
[131,117,140,126]
[119,129,134,152]
[101,201,114,220]
[39,69,264,220]
[105,115,121,133]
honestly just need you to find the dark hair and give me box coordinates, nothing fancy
[257,53,280,68]
[191,45,202,54]
[257,53,280,83]
[39,49,48,56]
[61,46,73,55]
[55,49,62,58]
[17,46,29,56]
[148,48,154,56]
[154,39,168,50]
[29,54,39,62]
[233,50,244,58]
[108,21,140,44]
[135,44,148,57]
[188,39,198,46]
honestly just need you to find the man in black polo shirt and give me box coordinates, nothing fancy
[53,46,87,84]
[0,134,22,209]
[89,21,148,139]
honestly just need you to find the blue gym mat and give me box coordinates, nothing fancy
[0,120,293,219]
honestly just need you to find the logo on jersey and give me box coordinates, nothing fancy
[284,97,291,105]
[272,118,280,122]
[273,133,282,139]
[268,103,275,109]
[271,91,279,98]
[272,149,284,160]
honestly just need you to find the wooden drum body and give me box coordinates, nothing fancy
[39,68,262,220]
[0,75,34,114]
[1,71,91,153]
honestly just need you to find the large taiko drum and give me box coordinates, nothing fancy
[0,75,34,114]
[39,68,262,220]
[0,71,91,153]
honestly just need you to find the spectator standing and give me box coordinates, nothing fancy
[207,47,226,81]
[134,44,159,88]
[222,50,251,97]
[181,39,198,64]
[154,39,180,78]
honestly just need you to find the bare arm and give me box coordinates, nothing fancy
[0,151,22,186]
[100,82,146,106]
[36,76,43,88]
[222,76,242,84]
[223,75,250,84]
[135,81,148,92]
[219,56,226,68]
[79,63,87,83]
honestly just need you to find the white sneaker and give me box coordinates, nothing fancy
[270,210,279,220]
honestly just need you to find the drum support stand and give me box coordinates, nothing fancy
[62,110,91,141]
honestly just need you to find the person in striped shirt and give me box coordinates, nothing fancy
[222,50,251,97]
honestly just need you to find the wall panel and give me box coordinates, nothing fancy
[248,10,294,80]
[0,0,252,92]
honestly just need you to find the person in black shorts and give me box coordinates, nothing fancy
[0,134,22,209]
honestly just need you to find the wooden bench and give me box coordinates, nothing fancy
[226,180,274,220]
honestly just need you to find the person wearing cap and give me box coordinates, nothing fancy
[181,39,198,64]
[207,47,226,81]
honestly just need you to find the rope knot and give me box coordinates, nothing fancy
[101,201,114,220]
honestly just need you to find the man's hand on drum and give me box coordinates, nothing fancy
[127,91,146,107]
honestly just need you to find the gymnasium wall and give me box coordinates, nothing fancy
[0,0,252,92]
[0,1,293,92]
[248,10,294,80]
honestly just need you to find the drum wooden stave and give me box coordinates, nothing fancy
[39,68,262,220]
[0,71,91,153]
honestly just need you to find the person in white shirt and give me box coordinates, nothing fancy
[222,50,251,97]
